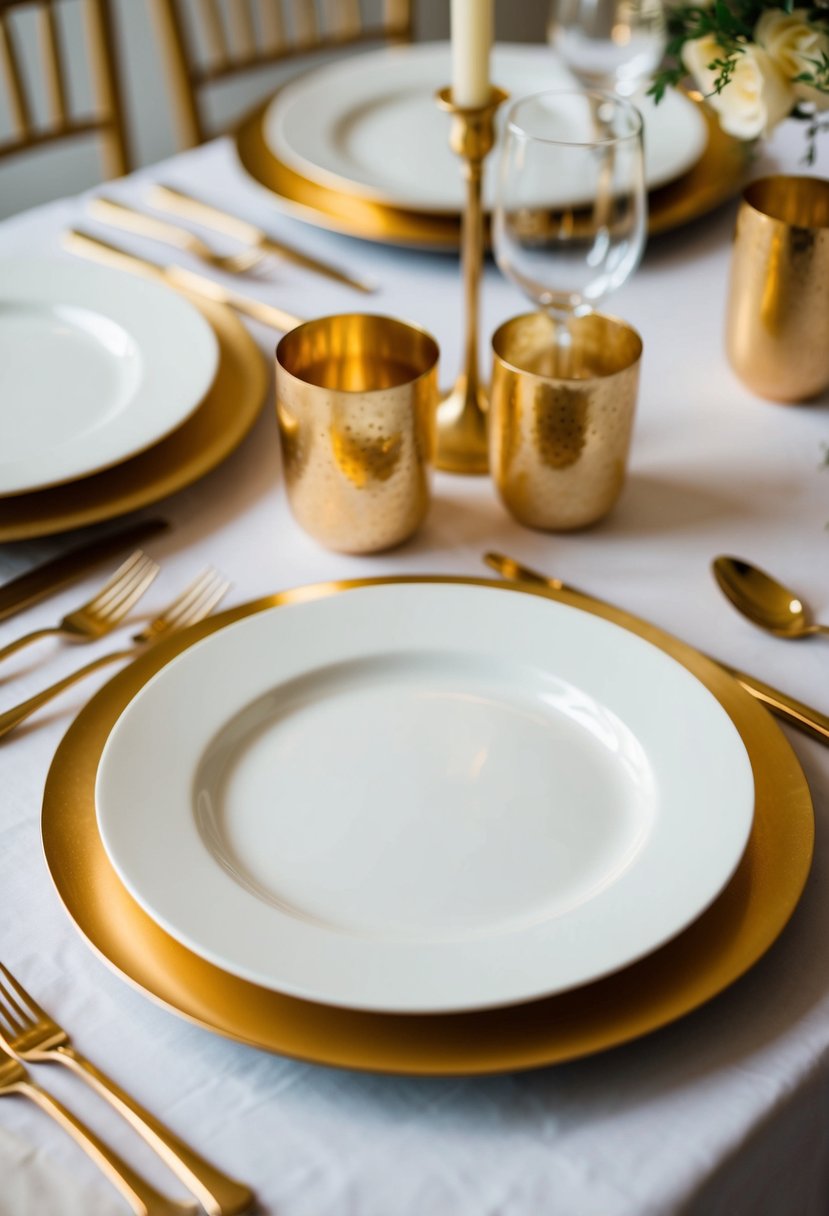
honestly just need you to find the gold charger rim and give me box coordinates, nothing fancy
[235,94,749,247]
[42,575,814,1076]
[0,294,268,542]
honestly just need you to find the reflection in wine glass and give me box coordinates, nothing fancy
[548,0,666,98]
[493,90,647,367]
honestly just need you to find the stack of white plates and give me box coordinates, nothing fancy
[263,43,709,215]
[0,259,218,497]
[94,581,754,1016]
[0,258,266,541]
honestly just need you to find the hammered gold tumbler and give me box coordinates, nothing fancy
[490,312,642,531]
[725,176,829,402]
[275,314,439,553]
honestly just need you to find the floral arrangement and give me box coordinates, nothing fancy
[650,2,829,158]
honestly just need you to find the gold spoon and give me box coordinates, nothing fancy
[712,556,829,639]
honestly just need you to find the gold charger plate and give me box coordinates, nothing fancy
[235,96,749,247]
[0,295,268,542]
[42,576,813,1076]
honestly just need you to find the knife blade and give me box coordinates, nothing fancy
[148,184,378,295]
[484,551,829,748]
[0,518,169,623]
[63,229,304,333]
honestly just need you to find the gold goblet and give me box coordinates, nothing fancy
[490,311,642,530]
[275,314,439,553]
[725,175,829,403]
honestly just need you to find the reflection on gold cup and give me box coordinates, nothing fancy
[490,312,642,531]
[725,176,829,403]
[275,315,439,553]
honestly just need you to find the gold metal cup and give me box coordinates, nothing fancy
[725,175,829,403]
[275,314,439,553]
[490,312,642,531]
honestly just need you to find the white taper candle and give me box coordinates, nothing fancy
[451,0,493,108]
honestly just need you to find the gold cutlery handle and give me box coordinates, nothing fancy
[257,235,377,295]
[0,518,168,623]
[150,185,262,246]
[165,266,302,332]
[0,627,60,664]
[64,227,174,281]
[149,184,377,294]
[17,1077,194,1216]
[63,229,303,333]
[89,198,200,254]
[718,663,829,745]
[0,648,133,738]
[56,1047,254,1216]
[484,552,829,747]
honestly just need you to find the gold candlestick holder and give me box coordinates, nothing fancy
[435,85,508,475]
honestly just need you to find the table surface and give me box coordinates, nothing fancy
[1,106,828,1216]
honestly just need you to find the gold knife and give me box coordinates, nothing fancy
[484,551,829,747]
[148,183,378,295]
[0,519,168,622]
[63,229,303,332]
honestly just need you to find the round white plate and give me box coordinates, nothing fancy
[265,43,708,213]
[96,582,754,1015]
[0,259,219,496]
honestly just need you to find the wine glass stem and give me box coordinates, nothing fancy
[548,310,573,378]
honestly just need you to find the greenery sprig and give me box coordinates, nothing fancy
[649,0,829,156]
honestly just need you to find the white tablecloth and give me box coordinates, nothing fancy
[1,105,828,1216]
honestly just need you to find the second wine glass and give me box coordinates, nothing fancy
[548,0,666,99]
[493,89,646,369]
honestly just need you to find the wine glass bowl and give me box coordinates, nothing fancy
[493,90,646,328]
[548,0,667,98]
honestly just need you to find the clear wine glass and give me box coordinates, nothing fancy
[493,89,646,364]
[548,0,667,99]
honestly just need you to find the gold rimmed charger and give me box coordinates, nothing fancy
[235,97,748,247]
[0,294,268,542]
[42,576,813,1075]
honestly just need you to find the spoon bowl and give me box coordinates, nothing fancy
[712,556,829,640]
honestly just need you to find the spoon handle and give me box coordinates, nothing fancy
[717,664,829,746]
[485,552,829,747]
[812,624,829,637]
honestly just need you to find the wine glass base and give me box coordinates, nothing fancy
[435,376,489,475]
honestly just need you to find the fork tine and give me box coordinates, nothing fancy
[174,576,231,628]
[0,982,28,1037]
[0,961,44,1022]
[0,993,22,1039]
[163,574,230,631]
[158,568,223,628]
[95,560,160,622]
[88,554,158,616]
[83,551,151,612]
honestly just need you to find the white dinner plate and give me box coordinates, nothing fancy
[95,583,754,1014]
[265,43,709,213]
[0,259,219,496]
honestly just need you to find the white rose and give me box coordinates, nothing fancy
[755,9,829,110]
[682,35,794,138]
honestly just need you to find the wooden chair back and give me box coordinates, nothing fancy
[0,0,128,177]
[149,0,413,147]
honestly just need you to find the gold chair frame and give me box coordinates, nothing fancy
[150,0,413,148]
[0,0,128,177]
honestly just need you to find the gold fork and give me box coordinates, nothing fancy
[0,568,230,739]
[0,1043,194,1216]
[0,963,254,1216]
[0,551,160,665]
[89,198,266,274]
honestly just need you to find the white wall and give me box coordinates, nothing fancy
[0,0,548,219]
